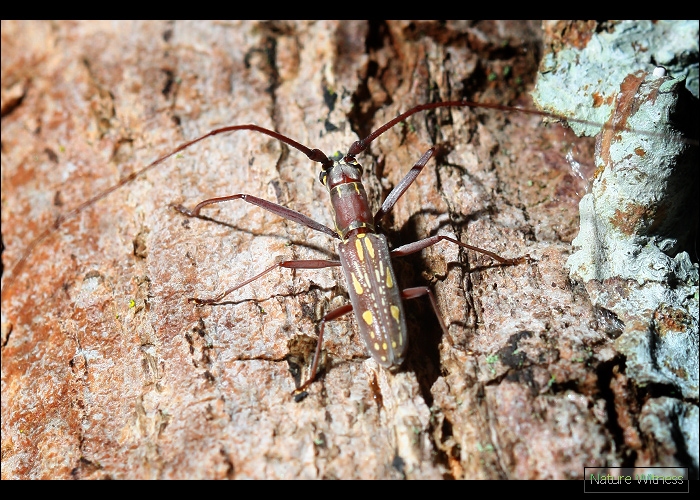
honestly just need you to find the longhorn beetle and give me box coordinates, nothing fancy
[5,90,678,397]
[171,103,537,395]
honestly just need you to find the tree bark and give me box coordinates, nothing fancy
[1,20,695,479]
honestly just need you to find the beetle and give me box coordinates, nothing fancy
[3,83,693,399]
[4,92,686,397]
[170,103,534,394]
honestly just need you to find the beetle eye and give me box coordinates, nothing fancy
[347,157,362,174]
[319,171,327,185]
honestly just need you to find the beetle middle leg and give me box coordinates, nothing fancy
[391,235,531,267]
[189,259,341,305]
[173,190,342,303]
[376,147,529,265]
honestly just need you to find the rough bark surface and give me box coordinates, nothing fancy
[1,21,690,479]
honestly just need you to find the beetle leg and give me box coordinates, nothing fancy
[373,148,435,226]
[190,259,341,305]
[401,286,448,336]
[294,303,354,395]
[391,234,531,265]
[174,194,338,239]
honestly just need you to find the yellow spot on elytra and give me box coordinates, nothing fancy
[386,272,393,288]
[379,260,384,276]
[363,310,373,325]
[375,269,381,281]
[374,342,380,351]
[354,183,360,195]
[382,342,387,350]
[391,305,400,322]
[381,356,387,362]
[370,332,375,339]
[365,238,375,259]
[357,233,365,239]
[392,341,397,348]
[352,273,363,295]
[355,239,364,261]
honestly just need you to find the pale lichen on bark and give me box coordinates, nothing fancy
[533,20,698,475]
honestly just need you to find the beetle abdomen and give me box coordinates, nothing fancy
[337,233,407,368]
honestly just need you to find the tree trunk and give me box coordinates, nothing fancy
[1,20,696,479]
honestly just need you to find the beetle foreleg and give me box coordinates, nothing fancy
[374,148,435,225]
[174,194,338,239]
